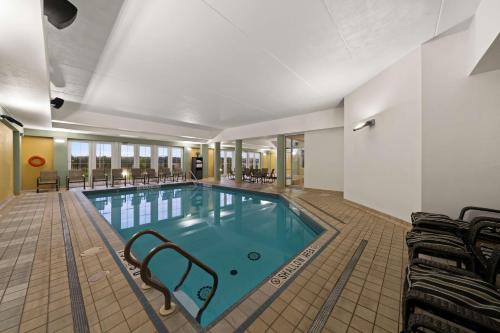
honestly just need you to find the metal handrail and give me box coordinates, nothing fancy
[141,242,219,322]
[189,170,200,184]
[124,230,170,268]
[123,229,218,322]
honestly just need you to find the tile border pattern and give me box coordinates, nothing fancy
[75,193,170,333]
[58,193,90,333]
[308,239,368,333]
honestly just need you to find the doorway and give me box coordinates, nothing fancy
[285,134,304,187]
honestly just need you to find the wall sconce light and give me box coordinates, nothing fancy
[54,138,66,143]
[186,147,192,151]
[353,119,375,132]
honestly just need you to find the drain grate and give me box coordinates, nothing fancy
[197,286,212,301]
[230,269,238,276]
[247,251,261,261]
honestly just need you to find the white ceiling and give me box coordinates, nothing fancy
[3,0,480,137]
[0,0,51,127]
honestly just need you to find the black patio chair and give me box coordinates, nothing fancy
[406,216,500,283]
[402,258,500,333]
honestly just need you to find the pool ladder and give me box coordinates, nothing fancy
[189,170,201,184]
[123,230,218,322]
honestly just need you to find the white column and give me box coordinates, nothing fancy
[111,142,121,169]
[151,145,158,171]
[133,144,140,168]
[89,142,96,174]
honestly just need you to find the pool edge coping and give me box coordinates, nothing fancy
[74,182,341,332]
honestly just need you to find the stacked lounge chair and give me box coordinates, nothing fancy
[402,206,500,332]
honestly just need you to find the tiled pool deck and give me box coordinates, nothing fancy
[0,180,409,333]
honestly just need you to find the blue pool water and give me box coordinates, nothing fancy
[85,185,320,327]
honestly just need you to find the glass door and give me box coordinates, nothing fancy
[285,135,305,187]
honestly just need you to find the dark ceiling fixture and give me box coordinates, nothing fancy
[0,115,24,128]
[51,97,65,109]
[44,0,78,29]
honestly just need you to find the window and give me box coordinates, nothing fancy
[121,144,134,173]
[70,141,89,174]
[255,153,260,169]
[158,146,169,169]
[225,151,233,174]
[242,152,248,169]
[139,146,151,171]
[96,143,112,174]
[248,152,255,169]
[172,147,183,172]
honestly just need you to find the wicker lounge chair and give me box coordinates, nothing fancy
[91,169,108,188]
[227,169,235,180]
[66,170,86,190]
[111,169,126,187]
[146,169,160,184]
[268,169,276,183]
[405,313,470,333]
[130,168,145,185]
[411,206,500,238]
[406,216,500,283]
[403,258,500,333]
[37,171,59,193]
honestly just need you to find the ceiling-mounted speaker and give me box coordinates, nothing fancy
[51,97,65,109]
[44,0,78,29]
[0,115,24,128]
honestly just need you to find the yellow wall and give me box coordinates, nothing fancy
[262,151,276,172]
[0,122,13,203]
[208,148,214,177]
[22,136,54,190]
[187,148,200,178]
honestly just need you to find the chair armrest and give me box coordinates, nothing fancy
[459,206,500,220]
[407,313,469,333]
[404,289,500,332]
[469,217,500,244]
[410,258,479,278]
[410,243,473,269]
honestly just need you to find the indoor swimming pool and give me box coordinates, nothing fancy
[85,184,322,328]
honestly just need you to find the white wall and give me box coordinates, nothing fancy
[422,28,500,216]
[469,0,500,73]
[344,48,422,221]
[304,128,344,192]
[211,108,344,142]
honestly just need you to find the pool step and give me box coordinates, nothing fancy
[173,290,199,317]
